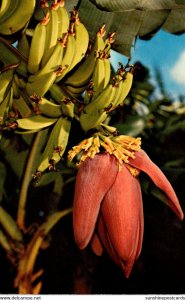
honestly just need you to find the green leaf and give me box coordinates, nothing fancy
[162,119,185,134]
[163,8,185,33]
[77,0,185,56]
[113,115,146,136]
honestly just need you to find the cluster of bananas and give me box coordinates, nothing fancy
[0,0,134,174]
[0,0,36,35]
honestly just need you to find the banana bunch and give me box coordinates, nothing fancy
[0,0,36,35]
[83,32,115,104]
[49,83,74,118]
[0,0,136,174]
[25,3,90,99]
[80,65,134,131]
[36,116,71,174]
[63,24,106,97]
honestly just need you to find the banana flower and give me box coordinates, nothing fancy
[70,136,184,277]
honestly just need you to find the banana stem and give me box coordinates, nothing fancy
[17,131,43,231]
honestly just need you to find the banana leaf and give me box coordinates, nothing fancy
[71,0,185,56]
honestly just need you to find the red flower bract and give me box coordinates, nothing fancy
[73,153,119,249]
[73,150,184,277]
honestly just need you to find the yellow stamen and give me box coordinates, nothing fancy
[68,133,142,175]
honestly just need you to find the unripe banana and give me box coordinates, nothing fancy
[50,117,71,166]
[26,72,58,97]
[26,38,65,97]
[28,19,47,74]
[0,0,18,22]
[65,84,86,97]
[84,84,116,114]
[28,38,65,82]
[103,57,111,89]
[31,97,63,118]
[64,25,106,87]
[68,9,89,71]
[57,5,70,38]
[0,68,14,104]
[0,206,23,241]
[13,95,32,118]
[16,115,58,131]
[91,57,105,98]
[41,8,59,68]
[80,110,108,131]
[0,87,13,125]
[49,83,74,118]
[112,70,134,107]
[37,116,71,172]
[55,30,76,82]
[0,0,36,35]
[37,118,62,173]
[49,83,66,103]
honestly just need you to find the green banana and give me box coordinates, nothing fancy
[88,38,112,101]
[41,8,59,68]
[28,38,65,82]
[0,0,19,22]
[37,116,71,172]
[55,30,76,82]
[37,118,63,173]
[26,38,65,96]
[91,56,106,98]
[16,115,58,131]
[0,0,11,18]
[50,117,71,166]
[80,110,108,131]
[49,83,66,103]
[0,87,13,125]
[103,56,111,89]
[102,68,125,110]
[49,83,74,118]
[13,95,32,118]
[79,82,119,131]
[0,0,36,35]
[65,84,86,97]
[84,83,117,114]
[63,25,106,87]
[0,68,14,104]
[112,69,134,107]
[32,97,63,118]
[0,37,27,77]
[28,19,47,74]
[57,5,70,38]
[68,9,89,71]
[0,206,23,242]
[26,72,58,97]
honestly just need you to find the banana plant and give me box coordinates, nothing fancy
[0,0,185,294]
